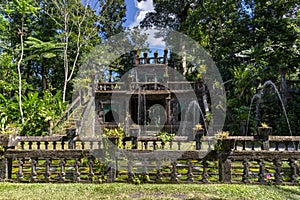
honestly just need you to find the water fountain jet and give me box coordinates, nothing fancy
[246,80,293,136]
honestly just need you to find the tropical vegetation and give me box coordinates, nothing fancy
[0,0,299,136]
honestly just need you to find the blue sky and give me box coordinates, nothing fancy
[124,0,166,50]
[124,0,138,27]
[83,0,139,27]
[127,0,166,50]
[124,0,155,27]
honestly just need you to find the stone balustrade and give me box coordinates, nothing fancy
[5,134,300,152]
[1,149,299,184]
[96,81,199,92]
[0,134,299,184]
[232,136,300,151]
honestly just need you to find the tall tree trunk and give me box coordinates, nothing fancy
[62,44,68,103]
[61,3,83,103]
[17,21,25,124]
[41,66,47,90]
[62,7,69,103]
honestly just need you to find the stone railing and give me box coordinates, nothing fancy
[5,133,300,152]
[0,134,299,184]
[6,135,73,150]
[96,81,199,93]
[116,150,300,184]
[133,51,168,65]
[1,149,116,183]
[136,56,167,65]
[227,151,300,184]
[232,136,300,151]
[97,82,125,91]
[1,149,299,184]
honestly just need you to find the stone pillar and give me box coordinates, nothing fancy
[163,49,168,64]
[66,128,77,149]
[166,96,171,125]
[105,143,117,183]
[154,51,158,64]
[219,152,232,183]
[194,129,204,150]
[106,161,117,183]
[0,153,6,181]
[132,50,138,66]
[258,127,272,150]
[0,134,15,180]
[143,52,148,64]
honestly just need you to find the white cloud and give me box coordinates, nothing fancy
[135,0,154,11]
[143,29,166,49]
[129,0,154,28]
[130,0,165,49]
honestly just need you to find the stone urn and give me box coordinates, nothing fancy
[216,138,235,151]
[193,128,204,150]
[164,48,168,55]
[0,134,18,148]
[257,126,272,150]
[258,126,272,141]
[129,126,139,137]
[143,52,148,63]
[0,134,10,148]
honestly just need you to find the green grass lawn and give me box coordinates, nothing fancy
[0,183,299,200]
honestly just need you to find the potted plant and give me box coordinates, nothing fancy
[193,124,204,134]
[155,131,175,149]
[193,124,204,149]
[215,131,235,151]
[103,126,125,148]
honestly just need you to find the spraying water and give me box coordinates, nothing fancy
[262,81,293,136]
[246,80,293,137]
[246,94,261,136]
[182,100,208,138]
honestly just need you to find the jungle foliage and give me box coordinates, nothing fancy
[0,0,299,135]
[140,0,300,135]
[0,0,126,135]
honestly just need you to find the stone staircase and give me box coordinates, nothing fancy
[52,96,93,135]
